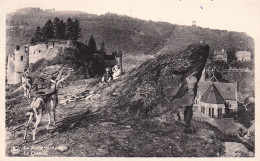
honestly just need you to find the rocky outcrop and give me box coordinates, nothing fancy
[112,44,209,128]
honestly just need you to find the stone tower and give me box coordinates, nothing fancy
[7,45,29,84]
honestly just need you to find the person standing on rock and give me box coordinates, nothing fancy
[171,73,197,132]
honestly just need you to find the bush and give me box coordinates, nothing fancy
[230,61,254,70]
[30,58,47,72]
[211,60,229,70]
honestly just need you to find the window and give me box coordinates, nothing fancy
[201,106,205,113]
[21,56,23,61]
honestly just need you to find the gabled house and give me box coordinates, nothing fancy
[213,49,228,62]
[194,81,238,118]
[235,51,251,61]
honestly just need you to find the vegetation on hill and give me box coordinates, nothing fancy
[6,8,254,58]
[31,17,81,44]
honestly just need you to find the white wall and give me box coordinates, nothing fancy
[200,102,225,117]
[225,100,238,112]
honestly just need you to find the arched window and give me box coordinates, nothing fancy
[21,56,23,61]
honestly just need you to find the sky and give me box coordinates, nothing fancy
[2,0,259,38]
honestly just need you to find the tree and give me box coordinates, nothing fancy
[227,48,237,64]
[230,61,254,70]
[212,60,229,71]
[34,26,43,42]
[53,17,60,39]
[42,19,54,40]
[57,20,66,40]
[88,35,97,52]
[100,41,106,52]
[65,17,74,40]
[72,19,81,41]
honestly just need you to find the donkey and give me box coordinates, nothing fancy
[23,67,70,142]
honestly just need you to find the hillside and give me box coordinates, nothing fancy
[6,8,254,58]
[6,43,254,157]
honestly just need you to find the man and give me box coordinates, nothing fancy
[171,73,197,133]
[101,67,113,85]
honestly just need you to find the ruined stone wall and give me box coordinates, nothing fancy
[7,45,29,84]
[29,43,66,64]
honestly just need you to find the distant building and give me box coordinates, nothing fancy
[192,21,196,26]
[235,51,251,61]
[213,49,227,62]
[45,8,55,13]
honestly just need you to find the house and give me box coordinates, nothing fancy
[213,49,227,62]
[235,51,251,61]
[194,81,237,117]
[194,71,237,118]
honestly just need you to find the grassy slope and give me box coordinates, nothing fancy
[6,79,225,157]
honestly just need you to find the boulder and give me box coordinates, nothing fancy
[112,44,209,127]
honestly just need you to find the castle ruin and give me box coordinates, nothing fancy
[7,45,29,84]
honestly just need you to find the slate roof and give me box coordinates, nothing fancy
[196,81,237,101]
[200,83,226,104]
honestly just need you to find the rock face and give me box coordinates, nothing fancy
[113,44,209,127]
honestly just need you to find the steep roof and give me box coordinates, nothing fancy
[200,83,225,104]
[196,81,237,101]
[213,82,237,100]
